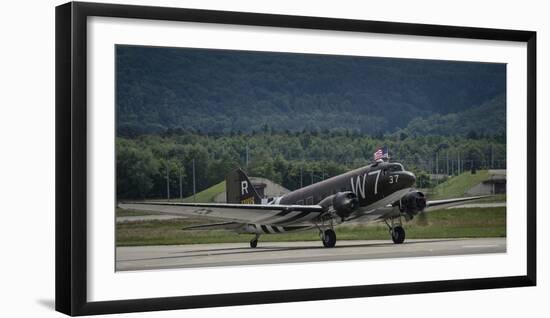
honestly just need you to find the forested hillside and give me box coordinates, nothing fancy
[116,46,506,136]
[402,94,506,136]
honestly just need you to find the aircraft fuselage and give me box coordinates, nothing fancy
[277,161,416,208]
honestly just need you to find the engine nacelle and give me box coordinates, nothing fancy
[332,191,359,218]
[400,191,427,217]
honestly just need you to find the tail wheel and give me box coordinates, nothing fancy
[322,229,337,248]
[250,234,260,248]
[391,226,406,244]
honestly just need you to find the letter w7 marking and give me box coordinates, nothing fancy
[350,173,367,199]
[368,170,381,195]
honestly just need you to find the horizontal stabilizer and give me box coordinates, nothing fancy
[118,202,324,225]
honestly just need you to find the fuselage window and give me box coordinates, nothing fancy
[306,196,314,205]
[388,164,404,172]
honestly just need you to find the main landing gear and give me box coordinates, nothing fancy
[385,218,406,244]
[322,229,337,248]
[391,226,406,244]
[250,234,260,248]
[318,219,337,248]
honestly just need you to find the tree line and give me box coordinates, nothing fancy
[116,130,506,199]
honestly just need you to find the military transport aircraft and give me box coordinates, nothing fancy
[119,160,488,248]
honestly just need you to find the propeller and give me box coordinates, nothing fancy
[400,191,429,225]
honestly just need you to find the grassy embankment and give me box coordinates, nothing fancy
[116,170,506,246]
[181,181,225,203]
[430,170,506,202]
[116,181,225,217]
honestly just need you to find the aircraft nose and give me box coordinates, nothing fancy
[401,171,416,187]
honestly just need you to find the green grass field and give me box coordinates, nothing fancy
[116,209,162,217]
[116,206,505,246]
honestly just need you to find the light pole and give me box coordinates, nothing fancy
[192,158,196,202]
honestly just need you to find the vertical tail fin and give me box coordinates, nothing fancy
[226,168,262,204]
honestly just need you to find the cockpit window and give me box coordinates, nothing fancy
[388,163,404,172]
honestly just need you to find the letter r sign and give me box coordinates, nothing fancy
[241,181,249,195]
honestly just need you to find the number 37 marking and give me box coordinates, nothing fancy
[388,175,399,184]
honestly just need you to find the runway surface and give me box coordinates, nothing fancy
[116,237,505,271]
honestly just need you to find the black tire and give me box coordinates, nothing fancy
[250,239,258,248]
[323,229,337,248]
[391,226,406,244]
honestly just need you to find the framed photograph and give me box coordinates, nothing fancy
[56,1,536,316]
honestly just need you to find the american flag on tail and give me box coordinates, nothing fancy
[374,146,389,161]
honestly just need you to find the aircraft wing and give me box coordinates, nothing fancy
[346,195,493,223]
[118,202,325,225]
[424,195,492,212]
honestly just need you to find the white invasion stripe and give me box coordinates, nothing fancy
[259,225,268,234]
[274,211,313,225]
[277,211,316,225]
[257,211,300,224]
[266,225,274,234]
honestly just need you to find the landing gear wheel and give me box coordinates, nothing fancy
[322,229,337,248]
[250,234,260,248]
[391,226,406,244]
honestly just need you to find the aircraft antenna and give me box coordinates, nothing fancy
[179,169,183,200]
[245,143,249,167]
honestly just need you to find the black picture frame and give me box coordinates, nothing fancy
[55,1,537,316]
